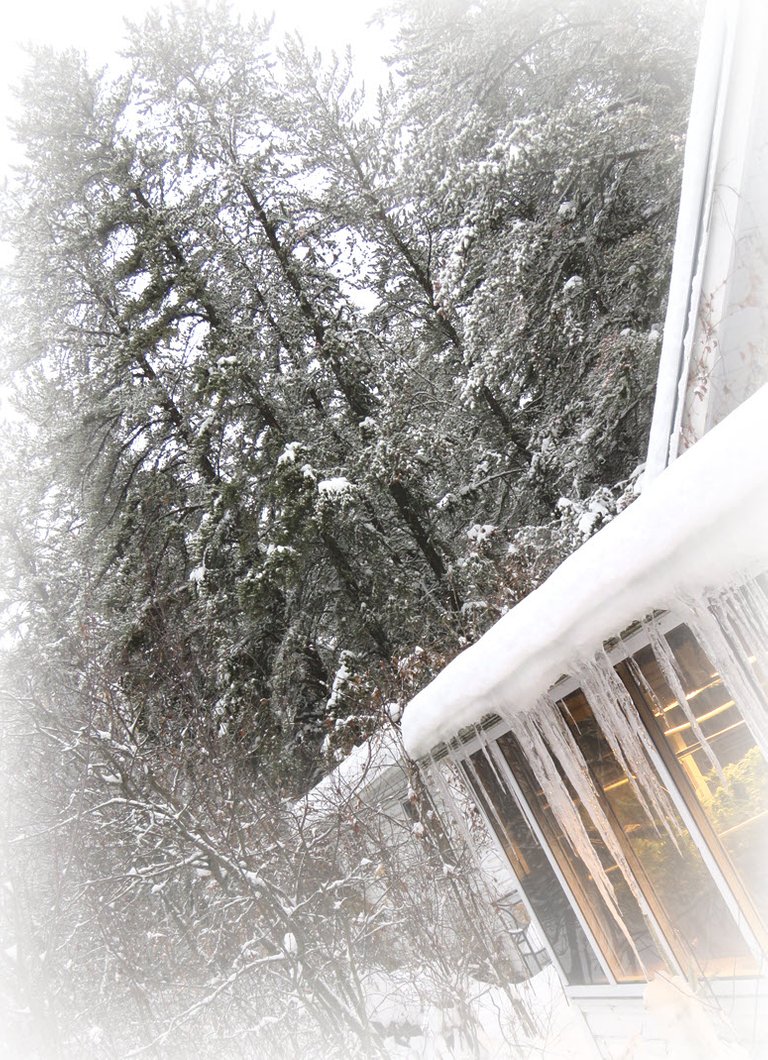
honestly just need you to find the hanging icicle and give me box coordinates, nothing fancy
[681,586,768,760]
[644,618,727,783]
[711,580,768,741]
[501,708,642,960]
[460,734,536,847]
[421,750,488,870]
[531,694,663,912]
[580,651,683,844]
[719,578,768,664]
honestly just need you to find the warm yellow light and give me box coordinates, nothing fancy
[718,807,768,839]
[676,719,746,758]
[664,700,735,737]
[661,675,722,714]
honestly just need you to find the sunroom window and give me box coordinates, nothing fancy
[621,623,768,945]
[558,684,755,978]
[463,748,607,986]
[458,616,766,987]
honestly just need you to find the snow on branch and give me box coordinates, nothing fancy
[402,384,768,757]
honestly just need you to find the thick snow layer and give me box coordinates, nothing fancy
[302,728,403,817]
[644,975,750,1059]
[317,476,352,495]
[402,384,768,758]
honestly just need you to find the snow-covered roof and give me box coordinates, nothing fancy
[401,383,768,759]
[301,727,404,818]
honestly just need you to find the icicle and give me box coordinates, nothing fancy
[472,729,512,805]
[444,739,534,911]
[716,581,768,722]
[420,748,489,883]
[422,749,485,865]
[644,618,726,784]
[532,694,659,914]
[502,708,642,961]
[476,727,541,842]
[722,580,768,658]
[681,589,768,760]
[460,734,536,847]
[626,653,666,717]
[716,580,768,684]
[580,652,683,846]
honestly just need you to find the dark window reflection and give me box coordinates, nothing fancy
[465,749,607,986]
[496,733,666,983]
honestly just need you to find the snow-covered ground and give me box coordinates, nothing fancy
[364,964,600,1060]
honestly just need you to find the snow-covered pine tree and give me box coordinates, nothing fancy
[0,2,701,1048]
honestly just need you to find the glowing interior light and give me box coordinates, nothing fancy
[663,699,736,737]
[718,808,768,839]
[603,776,632,793]
[660,675,722,714]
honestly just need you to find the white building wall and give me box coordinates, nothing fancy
[576,977,768,1060]
[645,0,768,481]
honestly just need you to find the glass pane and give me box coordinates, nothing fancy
[496,733,667,983]
[564,684,756,978]
[631,625,768,938]
[465,749,607,986]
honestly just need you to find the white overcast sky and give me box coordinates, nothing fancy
[0,0,392,174]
